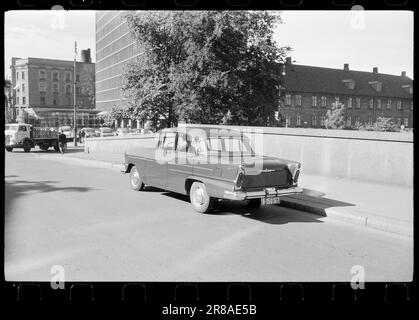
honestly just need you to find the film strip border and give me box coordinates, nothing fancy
[1,282,415,304]
[5,0,414,10]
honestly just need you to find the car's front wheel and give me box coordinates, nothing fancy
[129,166,144,191]
[5,147,13,152]
[189,182,214,213]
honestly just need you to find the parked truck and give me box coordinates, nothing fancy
[4,123,61,153]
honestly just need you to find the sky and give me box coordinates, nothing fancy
[4,10,414,79]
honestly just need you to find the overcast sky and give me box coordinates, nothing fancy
[4,10,413,79]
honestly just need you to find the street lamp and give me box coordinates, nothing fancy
[73,41,77,146]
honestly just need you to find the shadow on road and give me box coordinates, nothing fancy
[5,176,98,215]
[160,192,325,225]
[7,147,84,154]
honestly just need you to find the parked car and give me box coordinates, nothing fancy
[97,127,115,137]
[123,126,302,213]
[59,126,73,138]
[80,127,97,138]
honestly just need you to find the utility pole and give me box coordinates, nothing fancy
[73,41,77,146]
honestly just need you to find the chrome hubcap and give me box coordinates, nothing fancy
[194,186,205,205]
[131,170,139,186]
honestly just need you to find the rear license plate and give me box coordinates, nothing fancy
[261,197,281,205]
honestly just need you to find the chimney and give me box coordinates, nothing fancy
[344,63,349,71]
[81,48,92,63]
[373,67,378,74]
[401,71,407,77]
[286,56,292,65]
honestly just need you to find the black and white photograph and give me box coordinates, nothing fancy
[4,9,413,284]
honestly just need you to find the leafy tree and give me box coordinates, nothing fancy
[371,116,399,132]
[324,101,345,129]
[122,11,289,131]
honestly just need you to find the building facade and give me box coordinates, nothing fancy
[96,11,141,112]
[280,59,413,129]
[10,54,99,127]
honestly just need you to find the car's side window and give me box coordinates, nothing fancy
[190,136,207,155]
[163,133,176,151]
[176,133,189,152]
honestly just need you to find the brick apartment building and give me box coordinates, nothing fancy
[280,58,413,129]
[9,51,100,127]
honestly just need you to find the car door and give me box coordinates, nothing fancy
[166,132,193,194]
[146,132,175,189]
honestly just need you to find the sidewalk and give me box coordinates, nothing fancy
[41,145,413,237]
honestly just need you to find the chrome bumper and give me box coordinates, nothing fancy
[223,187,303,201]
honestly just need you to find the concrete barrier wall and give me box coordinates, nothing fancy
[85,126,413,186]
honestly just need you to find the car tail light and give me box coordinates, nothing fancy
[235,165,245,190]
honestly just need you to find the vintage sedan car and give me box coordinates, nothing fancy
[123,127,302,213]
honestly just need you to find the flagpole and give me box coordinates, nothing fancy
[73,41,77,146]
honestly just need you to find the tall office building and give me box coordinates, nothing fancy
[95,11,141,112]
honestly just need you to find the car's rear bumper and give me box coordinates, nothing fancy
[223,187,303,201]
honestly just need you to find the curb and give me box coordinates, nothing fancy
[278,196,413,238]
[39,153,413,238]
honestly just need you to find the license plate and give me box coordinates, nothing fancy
[261,197,281,205]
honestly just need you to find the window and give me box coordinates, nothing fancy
[356,98,361,108]
[377,98,381,109]
[22,84,25,93]
[369,99,374,109]
[411,102,413,111]
[346,116,352,127]
[404,118,409,127]
[40,92,46,105]
[367,117,373,125]
[53,98,57,106]
[76,87,80,94]
[17,97,19,104]
[22,71,25,80]
[162,133,176,150]
[295,95,302,106]
[53,83,59,93]
[39,70,46,80]
[296,114,301,126]
[397,100,402,110]
[76,74,80,82]
[397,118,402,125]
[312,96,317,107]
[311,115,317,127]
[53,71,59,81]
[285,94,291,106]
[40,83,47,92]
[16,72,19,80]
[65,71,72,82]
[22,97,26,105]
[176,133,189,152]
[66,85,71,94]
[355,116,361,124]
[347,97,352,108]
[321,96,327,107]
[387,99,392,109]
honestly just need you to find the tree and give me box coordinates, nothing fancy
[324,101,345,129]
[371,116,399,132]
[122,11,289,131]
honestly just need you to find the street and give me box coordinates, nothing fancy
[5,150,413,282]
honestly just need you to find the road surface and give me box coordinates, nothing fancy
[4,149,413,282]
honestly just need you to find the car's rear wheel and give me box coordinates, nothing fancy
[247,198,261,208]
[190,182,214,213]
[129,166,144,191]
[40,143,50,151]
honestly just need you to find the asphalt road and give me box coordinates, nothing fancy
[4,149,413,282]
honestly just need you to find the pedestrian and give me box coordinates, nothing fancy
[81,129,85,143]
[58,130,67,154]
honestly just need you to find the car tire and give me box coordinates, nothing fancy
[40,144,50,151]
[129,166,144,191]
[5,147,13,152]
[247,198,261,208]
[190,182,214,213]
[23,140,32,153]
